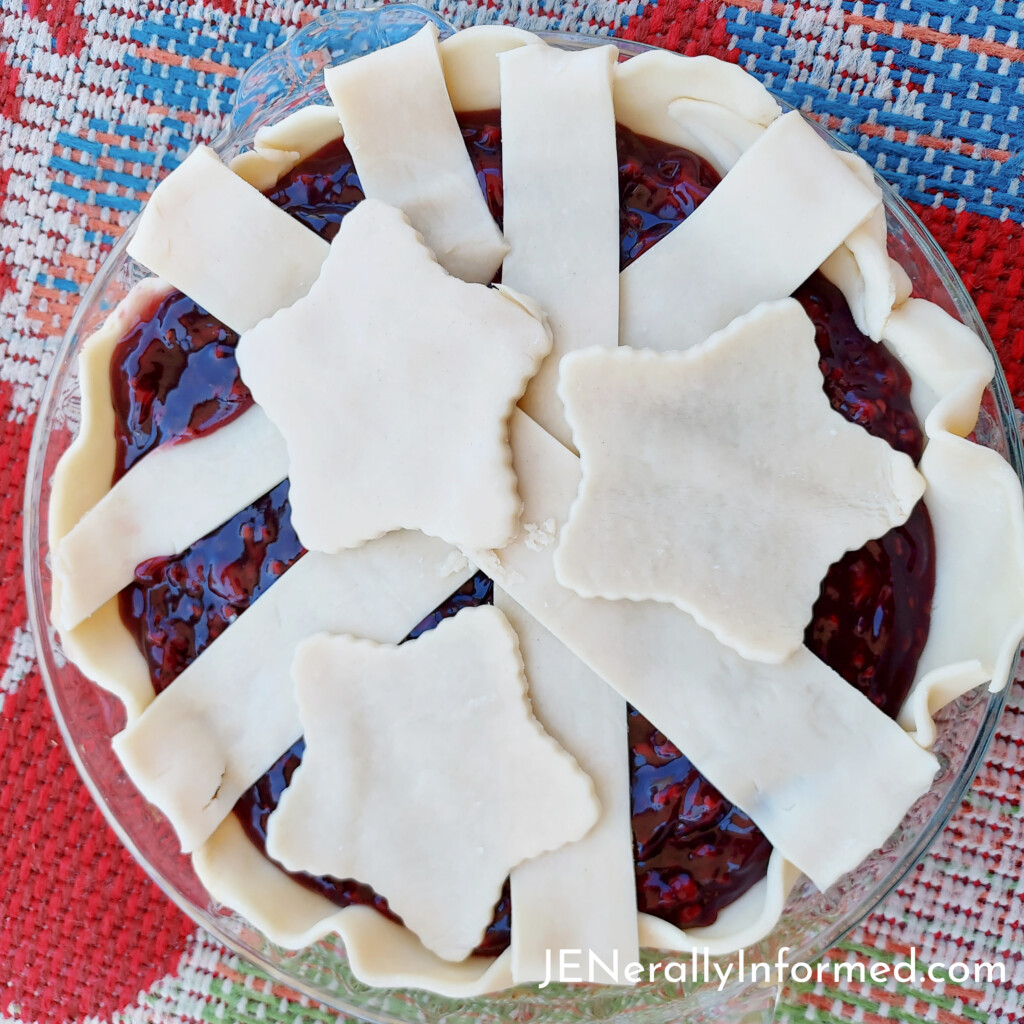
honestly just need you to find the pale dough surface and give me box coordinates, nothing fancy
[494,44,638,976]
[236,198,550,553]
[127,146,329,333]
[464,409,939,893]
[193,815,516,996]
[497,592,639,984]
[555,299,924,664]
[615,47,902,319]
[51,29,803,985]
[439,25,539,110]
[114,536,476,853]
[324,24,507,284]
[230,105,346,190]
[613,50,781,175]
[618,111,880,353]
[882,299,1024,745]
[266,606,599,963]
[230,25,542,188]
[195,809,791,986]
[819,152,913,341]
[54,406,288,631]
[48,24,1024,993]
[49,278,170,720]
[499,42,620,450]
[665,97,768,174]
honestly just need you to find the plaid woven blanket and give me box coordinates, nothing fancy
[1,0,1021,1021]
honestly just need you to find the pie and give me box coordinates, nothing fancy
[48,22,1024,997]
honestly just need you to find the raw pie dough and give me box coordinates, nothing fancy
[612,50,782,174]
[498,42,620,450]
[54,406,288,630]
[236,198,551,553]
[127,145,329,333]
[554,299,926,664]
[465,409,939,893]
[266,605,600,963]
[114,534,476,853]
[880,299,1024,746]
[324,24,508,285]
[47,23,1024,998]
[49,276,172,722]
[497,591,639,984]
[618,110,881,352]
[819,153,913,341]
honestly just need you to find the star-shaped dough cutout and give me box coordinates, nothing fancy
[554,298,925,664]
[264,605,599,963]
[236,198,551,553]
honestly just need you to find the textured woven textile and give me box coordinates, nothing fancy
[1,0,1022,1020]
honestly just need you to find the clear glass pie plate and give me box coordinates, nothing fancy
[23,6,1024,1023]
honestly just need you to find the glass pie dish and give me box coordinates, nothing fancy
[24,5,1024,1023]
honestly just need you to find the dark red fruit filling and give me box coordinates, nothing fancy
[119,481,303,695]
[798,273,934,718]
[263,135,364,241]
[805,502,934,717]
[796,274,924,464]
[630,712,772,928]
[110,290,253,481]
[617,124,720,270]
[115,112,934,949]
[461,113,505,227]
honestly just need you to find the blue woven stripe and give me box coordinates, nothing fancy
[722,0,1024,220]
[114,124,149,139]
[59,134,104,156]
[886,0,1024,43]
[97,168,155,190]
[82,230,119,247]
[35,275,79,293]
[49,156,93,178]
[124,55,238,114]
[50,182,92,204]
[91,192,144,213]
[104,145,157,165]
[129,15,284,69]
[48,156,153,194]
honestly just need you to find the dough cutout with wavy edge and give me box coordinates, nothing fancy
[266,605,600,963]
[114,535,476,853]
[236,198,550,553]
[554,299,925,664]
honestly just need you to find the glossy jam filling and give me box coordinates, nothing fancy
[110,291,253,481]
[797,274,933,717]
[116,112,934,945]
[617,126,719,269]
[121,481,303,692]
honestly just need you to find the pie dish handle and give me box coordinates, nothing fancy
[222,4,456,157]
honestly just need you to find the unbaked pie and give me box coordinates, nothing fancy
[48,23,1024,996]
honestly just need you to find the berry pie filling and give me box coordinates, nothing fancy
[47,25,1024,995]
[112,114,935,949]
